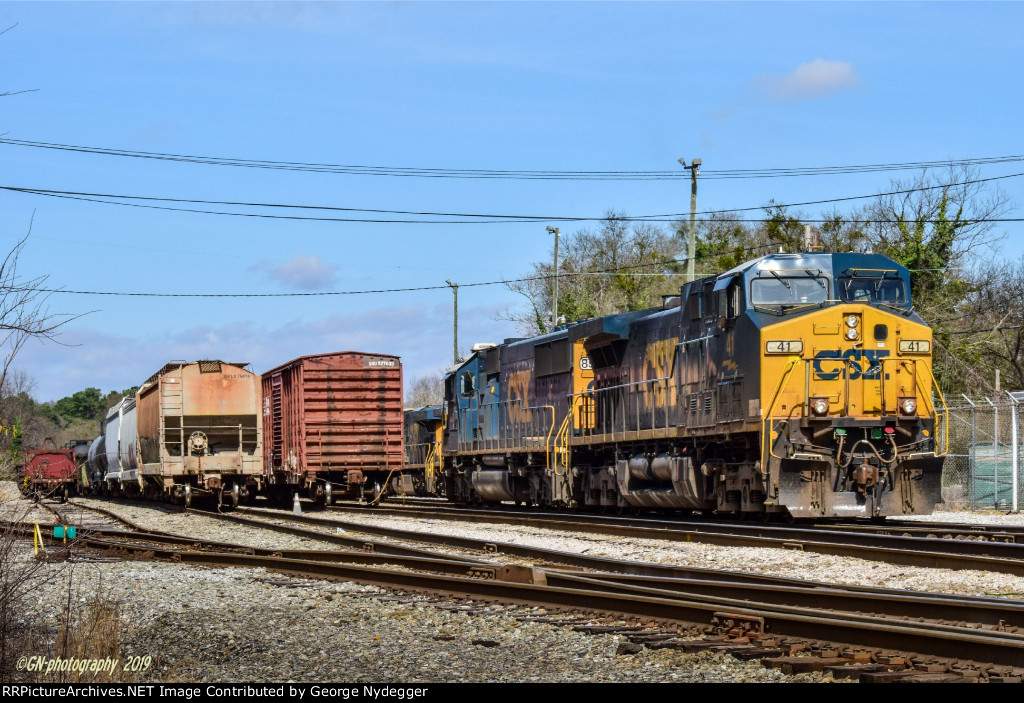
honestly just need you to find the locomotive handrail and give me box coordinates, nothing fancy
[456,399,555,454]
[761,357,801,468]
[916,360,950,457]
[571,374,673,394]
[568,375,675,438]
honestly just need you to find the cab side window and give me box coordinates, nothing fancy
[459,371,476,397]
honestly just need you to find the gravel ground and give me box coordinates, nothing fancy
[14,556,832,683]
[67,494,363,552]
[905,509,1024,526]
[43,485,1024,599]
[0,481,58,524]
[7,483,1020,682]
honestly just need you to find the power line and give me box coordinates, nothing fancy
[12,257,691,298]
[4,170,1023,225]
[12,247,954,299]
[2,137,1021,181]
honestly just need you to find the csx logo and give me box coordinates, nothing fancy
[813,349,890,380]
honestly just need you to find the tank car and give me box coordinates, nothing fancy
[83,433,107,495]
[95,397,138,495]
[442,252,947,519]
[262,352,404,505]
[20,438,77,502]
[133,360,263,507]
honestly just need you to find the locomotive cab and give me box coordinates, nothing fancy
[756,256,945,518]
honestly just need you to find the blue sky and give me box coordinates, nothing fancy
[1,1,1022,402]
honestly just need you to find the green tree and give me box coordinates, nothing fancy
[53,387,105,421]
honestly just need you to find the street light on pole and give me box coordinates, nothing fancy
[678,157,702,282]
[546,226,560,328]
[445,279,459,365]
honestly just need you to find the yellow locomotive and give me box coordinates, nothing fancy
[442,252,946,519]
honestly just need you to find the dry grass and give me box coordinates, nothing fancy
[0,488,131,682]
[46,588,131,683]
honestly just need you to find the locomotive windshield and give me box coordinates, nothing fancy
[839,275,909,308]
[750,275,829,307]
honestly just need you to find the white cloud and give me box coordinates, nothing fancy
[250,254,339,290]
[753,59,860,101]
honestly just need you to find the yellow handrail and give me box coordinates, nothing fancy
[552,411,573,476]
[916,360,949,457]
[761,357,801,466]
[423,443,436,484]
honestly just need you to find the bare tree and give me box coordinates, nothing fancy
[405,371,444,408]
[950,256,1024,390]
[499,212,683,335]
[866,165,1011,304]
[0,224,86,467]
[0,228,84,401]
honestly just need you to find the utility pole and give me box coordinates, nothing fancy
[546,226,560,327]
[445,280,459,365]
[678,158,701,281]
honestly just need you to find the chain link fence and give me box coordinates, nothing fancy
[942,393,1024,511]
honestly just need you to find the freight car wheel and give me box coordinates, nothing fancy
[230,485,240,509]
[183,484,192,509]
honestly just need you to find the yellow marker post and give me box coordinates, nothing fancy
[33,524,45,555]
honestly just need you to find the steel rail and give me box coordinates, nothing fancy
[195,509,1024,612]
[310,507,1024,576]
[374,497,1024,539]
[196,509,493,563]
[78,536,492,576]
[332,502,1024,545]
[540,570,1024,628]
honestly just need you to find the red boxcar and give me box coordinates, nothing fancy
[262,351,404,504]
[21,439,77,502]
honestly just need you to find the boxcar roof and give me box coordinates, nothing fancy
[261,350,401,376]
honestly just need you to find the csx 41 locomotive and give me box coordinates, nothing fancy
[442,252,947,519]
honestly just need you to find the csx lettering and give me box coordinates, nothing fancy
[813,349,890,380]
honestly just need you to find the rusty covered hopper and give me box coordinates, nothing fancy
[136,360,262,504]
[262,351,403,499]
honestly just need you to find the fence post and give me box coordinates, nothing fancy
[986,398,999,508]
[1009,391,1024,513]
[962,394,977,510]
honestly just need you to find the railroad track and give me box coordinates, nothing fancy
[31,506,1022,681]
[376,495,1024,541]
[37,498,152,533]
[17,499,1024,680]
[314,502,1024,575]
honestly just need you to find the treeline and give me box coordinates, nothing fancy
[503,166,1019,395]
[0,375,137,467]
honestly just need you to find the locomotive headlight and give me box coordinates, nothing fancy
[810,397,829,415]
[846,315,859,328]
[845,327,859,341]
[900,397,917,415]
